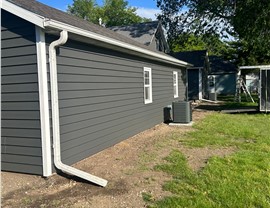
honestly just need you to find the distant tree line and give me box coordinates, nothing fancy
[67,0,152,27]
[157,0,270,65]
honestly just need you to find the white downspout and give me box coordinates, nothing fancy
[49,30,108,187]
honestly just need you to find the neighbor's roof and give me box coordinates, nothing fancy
[209,56,237,74]
[109,21,159,46]
[171,50,207,68]
[3,0,191,67]
[4,0,151,50]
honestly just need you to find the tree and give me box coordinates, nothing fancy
[157,0,270,65]
[101,0,147,27]
[171,33,229,56]
[67,0,101,24]
[67,0,151,27]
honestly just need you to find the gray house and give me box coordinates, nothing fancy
[173,51,238,100]
[172,50,210,100]
[1,0,190,186]
[109,21,170,53]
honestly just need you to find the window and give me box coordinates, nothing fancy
[144,67,152,104]
[173,71,179,98]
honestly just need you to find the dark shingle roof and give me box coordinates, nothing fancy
[109,21,159,46]
[6,0,159,52]
[171,50,207,67]
[209,56,237,74]
[5,0,192,67]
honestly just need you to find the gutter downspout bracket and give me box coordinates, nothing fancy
[49,30,108,187]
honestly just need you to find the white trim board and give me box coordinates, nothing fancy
[36,26,52,177]
[44,20,191,68]
[2,0,191,68]
[2,0,45,28]
[239,65,270,70]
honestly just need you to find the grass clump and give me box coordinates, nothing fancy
[150,113,270,208]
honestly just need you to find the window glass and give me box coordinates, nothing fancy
[144,67,152,104]
[173,71,179,98]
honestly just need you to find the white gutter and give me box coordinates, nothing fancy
[2,0,191,67]
[44,19,191,68]
[49,30,108,187]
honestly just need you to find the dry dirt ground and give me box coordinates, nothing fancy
[1,111,236,208]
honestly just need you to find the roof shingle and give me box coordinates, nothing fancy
[109,21,159,46]
[7,0,160,52]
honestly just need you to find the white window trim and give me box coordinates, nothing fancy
[173,71,179,98]
[144,67,153,104]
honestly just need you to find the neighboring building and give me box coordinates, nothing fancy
[172,50,210,100]
[109,21,170,53]
[245,74,259,93]
[172,51,238,100]
[209,56,238,95]
[1,0,190,184]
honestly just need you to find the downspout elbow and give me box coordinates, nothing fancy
[49,30,108,187]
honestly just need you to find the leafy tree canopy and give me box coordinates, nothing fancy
[171,33,229,56]
[67,0,151,27]
[157,0,270,65]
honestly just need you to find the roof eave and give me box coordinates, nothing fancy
[44,19,192,68]
[2,0,191,68]
[2,0,45,28]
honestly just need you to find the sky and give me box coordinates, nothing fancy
[38,0,160,20]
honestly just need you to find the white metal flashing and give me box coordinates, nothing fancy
[2,0,45,28]
[44,20,191,68]
[35,27,52,177]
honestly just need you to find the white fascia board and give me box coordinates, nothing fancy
[239,65,270,70]
[44,20,192,68]
[2,0,44,28]
[36,27,52,177]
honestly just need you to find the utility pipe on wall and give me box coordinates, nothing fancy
[49,30,108,187]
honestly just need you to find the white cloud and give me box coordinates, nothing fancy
[136,7,161,20]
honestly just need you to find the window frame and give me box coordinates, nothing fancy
[173,71,179,98]
[143,67,153,104]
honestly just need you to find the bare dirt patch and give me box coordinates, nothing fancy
[1,111,236,208]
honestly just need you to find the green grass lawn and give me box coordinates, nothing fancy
[147,113,270,208]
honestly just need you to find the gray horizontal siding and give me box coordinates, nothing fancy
[2,64,39,75]
[1,162,43,175]
[49,36,186,166]
[1,11,43,175]
[215,74,236,95]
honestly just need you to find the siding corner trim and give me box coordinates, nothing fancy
[36,26,52,177]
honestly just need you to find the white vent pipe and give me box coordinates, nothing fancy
[49,30,108,187]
